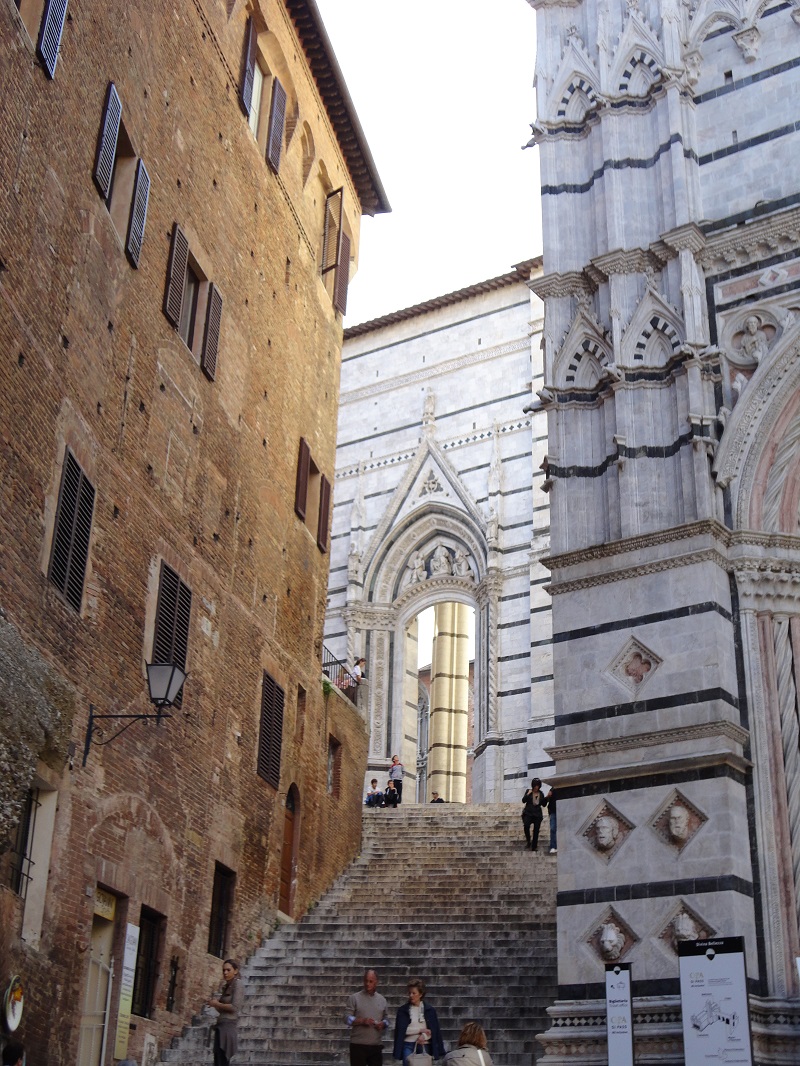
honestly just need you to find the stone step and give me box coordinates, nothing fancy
[163,806,557,1066]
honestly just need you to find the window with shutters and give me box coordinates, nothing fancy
[163,223,223,381]
[92,83,150,268]
[13,0,68,78]
[132,907,164,1019]
[257,672,284,789]
[321,188,352,315]
[293,438,331,552]
[48,449,95,612]
[239,17,289,173]
[152,562,192,709]
[207,863,235,959]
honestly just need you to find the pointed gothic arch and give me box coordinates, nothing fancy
[713,324,800,530]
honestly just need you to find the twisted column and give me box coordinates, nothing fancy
[773,617,800,926]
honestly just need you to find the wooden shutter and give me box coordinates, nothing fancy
[201,284,223,380]
[239,16,257,116]
[294,438,311,520]
[163,223,189,327]
[152,561,192,704]
[126,159,150,268]
[316,474,331,552]
[93,83,122,201]
[48,450,95,612]
[37,0,69,79]
[321,188,343,277]
[257,672,285,789]
[334,231,351,315]
[266,78,287,173]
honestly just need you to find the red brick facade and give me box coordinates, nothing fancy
[0,1,386,1062]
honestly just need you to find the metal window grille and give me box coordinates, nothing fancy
[8,789,39,900]
[132,908,163,1018]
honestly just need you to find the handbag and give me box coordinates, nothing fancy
[407,1042,432,1066]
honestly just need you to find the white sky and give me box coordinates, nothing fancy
[315,0,542,326]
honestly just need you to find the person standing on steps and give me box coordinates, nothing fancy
[547,785,557,854]
[389,755,404,803]
[444,1022,495,1066]
[347,968,390,1066]
[521,778,548,851]
[206,958,244,1066]
[394,978,445,1066]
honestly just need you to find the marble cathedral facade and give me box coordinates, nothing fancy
[529,0,800,1061]
[324,263,554,804]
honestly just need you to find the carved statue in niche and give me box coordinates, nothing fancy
[453,547,473,580]
[594,814,620,852]
[348,541,361,580]
[407,550,426,585]
[672,912,700,944]
[738,315,769,364]
[429,544,452,576]
[599,921,626,961]
[422,388,436,434]
[668,804,690,843]
[485,506,499,548]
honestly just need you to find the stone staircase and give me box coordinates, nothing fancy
[164,804,557,1065]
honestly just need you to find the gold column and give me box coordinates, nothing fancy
[427,602,470,802]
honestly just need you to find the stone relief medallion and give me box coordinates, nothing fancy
[651,789,707,852]
[581,801,634,862]
[605,636,662,696]
[656,901,715,956]
[587,907,638,964]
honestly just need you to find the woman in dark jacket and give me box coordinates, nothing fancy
[521,778,548,852]
[393,977,445,1063]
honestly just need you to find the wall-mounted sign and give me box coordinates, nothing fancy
[113,923,140,1060]
[605,962,634,1066]
[94,886,117,921]
[679,937,753,1066]
[3,975,24,1033]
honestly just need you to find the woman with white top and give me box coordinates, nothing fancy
[393,978,445,1064]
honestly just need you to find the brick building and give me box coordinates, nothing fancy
[0,0,387,1063]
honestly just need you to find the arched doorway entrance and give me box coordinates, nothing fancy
[278,785,299,915]
[414,603,475,803]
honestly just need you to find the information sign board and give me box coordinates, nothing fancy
[679,937,753,1066]
[605,962,634,1066]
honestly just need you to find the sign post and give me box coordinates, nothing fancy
[113,922,140,1060]
[679,937,753,1066]
[605,962,634,1066]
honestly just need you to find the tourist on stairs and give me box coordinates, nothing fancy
[521,778,548,851]
[444,1022,495,1066]
[393,978,445,1065]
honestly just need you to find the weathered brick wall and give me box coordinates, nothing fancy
[0,1,369,1062]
